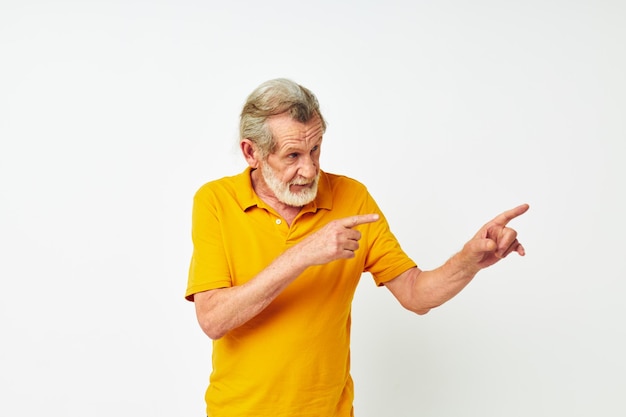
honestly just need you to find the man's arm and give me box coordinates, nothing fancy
[194,214,380,339]
[384,204,529,314]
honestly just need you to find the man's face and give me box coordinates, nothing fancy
[259,113,324,207]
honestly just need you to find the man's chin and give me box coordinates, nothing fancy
[278,190,317,207]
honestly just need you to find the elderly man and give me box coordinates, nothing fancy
[186,78,528,417]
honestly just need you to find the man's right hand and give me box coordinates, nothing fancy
[293,214,380,266]
[195,213,380,339]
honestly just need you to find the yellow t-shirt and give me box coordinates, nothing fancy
[186,167,416,417]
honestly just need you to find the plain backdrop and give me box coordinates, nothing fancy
[1,0,625,416]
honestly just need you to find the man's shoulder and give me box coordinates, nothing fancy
[193,169,252,209]
[196,169,249,193]
[319,172,372,209]
[323,171,368,192]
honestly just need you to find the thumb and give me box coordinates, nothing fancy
[465,237,497,259]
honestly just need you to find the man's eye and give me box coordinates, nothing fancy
[288,153,299,159]
[311,146,319,153]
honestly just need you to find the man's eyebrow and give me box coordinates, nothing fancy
[282,138,323,153]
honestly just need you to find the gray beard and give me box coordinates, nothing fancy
[260,163,319,207]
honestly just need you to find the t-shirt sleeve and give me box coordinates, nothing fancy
[362,192,417,286]
[185,185,233,301]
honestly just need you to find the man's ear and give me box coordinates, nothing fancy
[240,139,261,168]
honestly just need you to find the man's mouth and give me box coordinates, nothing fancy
[290,182,314,192]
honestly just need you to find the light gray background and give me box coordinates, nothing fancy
[1,0,625,416]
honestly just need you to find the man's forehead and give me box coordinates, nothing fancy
[269,113,324,143]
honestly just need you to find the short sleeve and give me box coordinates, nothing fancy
[362,192,417,286]
[185,185,233,301]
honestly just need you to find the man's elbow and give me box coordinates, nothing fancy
[400,298,440,315]
[404,303,432,316]
[412,307,431,316]
[194,290,230,340]
[199,318,228,340]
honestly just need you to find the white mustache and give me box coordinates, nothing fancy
[290,178,315,186]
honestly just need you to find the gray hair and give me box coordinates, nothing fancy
[239,78,327,158]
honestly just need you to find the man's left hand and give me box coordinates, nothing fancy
[461,203,530,271]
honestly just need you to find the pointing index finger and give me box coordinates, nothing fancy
[342,214,380,228]
[492,203,530,227]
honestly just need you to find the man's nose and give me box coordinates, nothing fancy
[299,156,318,179]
